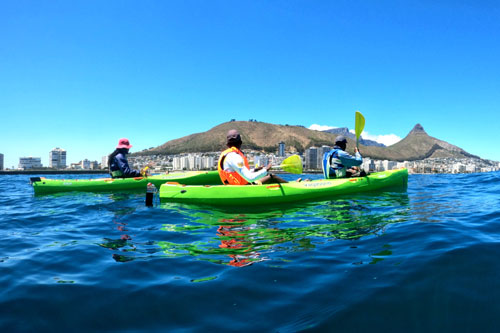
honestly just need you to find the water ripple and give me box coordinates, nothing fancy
[1,172,500,331]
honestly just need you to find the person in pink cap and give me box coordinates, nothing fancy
[108,138,144,178]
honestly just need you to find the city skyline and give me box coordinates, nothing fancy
[1,2,499,168]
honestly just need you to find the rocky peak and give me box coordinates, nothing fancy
[409,123,427,135]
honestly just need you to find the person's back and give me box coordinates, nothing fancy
[108,138,142,178]
[218,130,268,185]
[322,136,362,179]
[218,130,287,185]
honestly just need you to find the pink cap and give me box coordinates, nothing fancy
[116,138,132,149]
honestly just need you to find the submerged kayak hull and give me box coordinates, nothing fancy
[159,168,408,206]
[32,171,222,194]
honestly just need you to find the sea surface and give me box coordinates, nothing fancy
[1,171,499,332]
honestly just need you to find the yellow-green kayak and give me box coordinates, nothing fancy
[31,170,222,195]
[159,168,408,206]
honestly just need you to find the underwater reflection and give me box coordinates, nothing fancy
[153,191,411,267]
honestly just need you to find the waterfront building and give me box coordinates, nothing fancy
[452,163,466,173]
[19,157,43,170]
[49,148,67,169]
[173,156,190,170]
[278,142,285,157]
[0,153,3,170]
[254,155,269,168]
[102,156,109,168]
[187,154,202,170]
[362,158,376,172]
[70,162,82,169]
[81,159,91,170]
[201,156,215,170]
[382,160,397,171]
[316,145,331,171]
[172,156,182,170]
[466,164,477,173]
[90,161,99,170]
[305,147,318,170]
[373,160,383,172]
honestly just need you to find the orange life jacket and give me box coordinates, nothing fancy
[217,147,250,185]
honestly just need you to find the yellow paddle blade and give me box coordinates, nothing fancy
[279,155,303,174]
[355,111,365,148]
[355,111,365,140]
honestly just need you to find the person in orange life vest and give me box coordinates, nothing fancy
[217,129,287,185]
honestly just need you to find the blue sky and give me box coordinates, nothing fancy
[1,0,499,168]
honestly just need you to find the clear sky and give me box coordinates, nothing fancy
[1,0,499,168]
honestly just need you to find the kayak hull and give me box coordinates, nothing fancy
[32,171,222,195]
[159,168,408,206]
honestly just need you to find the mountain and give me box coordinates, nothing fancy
[141,121,336,155]
[322,127,385,147]
[382,124,479,160]
[137,121,480,162]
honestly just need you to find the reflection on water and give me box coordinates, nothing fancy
[98,196,140,259]
[104,191,411,266]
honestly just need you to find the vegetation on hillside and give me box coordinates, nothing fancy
[135,121,478,162]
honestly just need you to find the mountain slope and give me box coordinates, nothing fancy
[144,121,338,155]
[383,124,479,161]
[138,121,479,161]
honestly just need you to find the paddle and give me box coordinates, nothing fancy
[355,111,365,149]
[273,155,303,174]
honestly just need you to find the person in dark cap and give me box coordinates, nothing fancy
[218,129,287,185]
[322,135,363,179]
[108,138,149,178]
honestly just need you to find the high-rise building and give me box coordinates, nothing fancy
[49,148,67,169]
[81,159,91,170]
[102,156,109,168]
[19,157,43,170]
[317,145,331,171]
[305,147,318,170]
[0,153,3,170]
[278,142,285,157]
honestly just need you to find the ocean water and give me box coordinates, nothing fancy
[1,171,499,332]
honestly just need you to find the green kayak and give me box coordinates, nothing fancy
[159,168,408,206]
[31,170,222,195]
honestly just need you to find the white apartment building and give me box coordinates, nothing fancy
[452,163,466,173]
[172,154,217,171]
[187,154,202,170]
[201,156,215,169]
[173,156,190,170]
[19,157,43,170]
[465,164,477,173]
[102,156,109,168]
[49,147,67,169]
[382,160,397,171]
[362,158,376,172]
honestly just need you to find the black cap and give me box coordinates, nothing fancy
[335,135,347,145]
